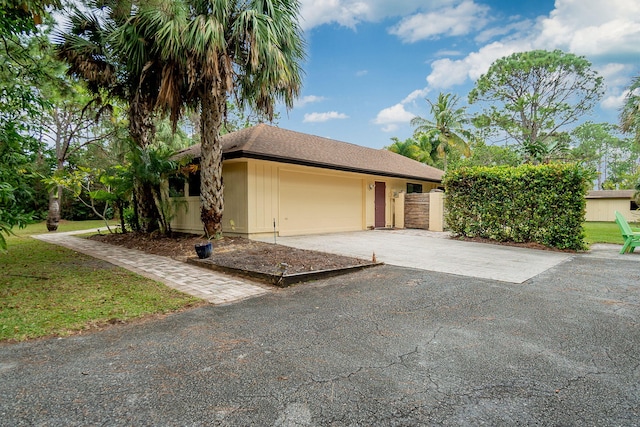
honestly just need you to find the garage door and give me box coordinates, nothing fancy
[279,170,363,236]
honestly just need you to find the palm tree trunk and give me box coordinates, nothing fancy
[199,90,226,238]
[133,181,159,233]
[129,97,161,232]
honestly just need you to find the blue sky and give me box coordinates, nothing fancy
[274,0,640,149]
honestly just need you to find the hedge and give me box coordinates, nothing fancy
[443,164,591,251]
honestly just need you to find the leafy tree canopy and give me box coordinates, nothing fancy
[469,49,604,163]
[410,92,472,170]
[0,9,62,249]
[620,75,640,144]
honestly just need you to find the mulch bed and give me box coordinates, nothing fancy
[88,232,376,280]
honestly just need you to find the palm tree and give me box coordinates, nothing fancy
[147,0,305,237]
[621,75,640,144]
[57,0,166,232]
[386,137,420,160]
[386,135,438,166]
[414,133,438,166]
[410,92,471,170]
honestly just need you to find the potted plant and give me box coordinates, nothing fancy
[194,241,212,259]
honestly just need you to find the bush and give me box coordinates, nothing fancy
[444,163,591,250]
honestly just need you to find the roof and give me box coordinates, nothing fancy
[586,190,636,199]
[175,124,444,183]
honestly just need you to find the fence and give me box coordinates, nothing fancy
[394,191,445,231]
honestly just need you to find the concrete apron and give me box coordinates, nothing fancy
[256,229,572,284]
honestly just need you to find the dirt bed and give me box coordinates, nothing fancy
[89,232,372,275]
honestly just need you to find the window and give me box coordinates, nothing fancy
[631,200,639,211]
[407,183,423,193]
[168,176,185,197]
[188,171,201,197]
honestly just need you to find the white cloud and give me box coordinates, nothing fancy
[295,95,326,108]
[425,39,531,88]
[599,63,637,109]
[303,111,349,123]
[597,63,633,89]
[475,19,533,43]
[299,0,451,30]
[423,0,640,91]
[356,70,369,77]
[372,89,428,132]
[402,88,430,104]
[434,49,464,57]
[426,58,471,88]
[389,1,490,43]
[535,0,640,56]
[366,0,640,132]
[373,103,416,126]
[601,91,628,110]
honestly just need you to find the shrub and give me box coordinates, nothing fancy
[444,163,591,250]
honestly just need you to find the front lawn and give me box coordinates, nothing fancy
[0,221,202,342]
[583,221,626,245]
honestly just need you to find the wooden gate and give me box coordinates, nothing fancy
[404,193,430,229]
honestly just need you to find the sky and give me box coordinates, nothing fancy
[273,0,640,149]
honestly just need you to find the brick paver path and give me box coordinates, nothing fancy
[33,230,270,305]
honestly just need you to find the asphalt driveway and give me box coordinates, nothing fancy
[259,229,572,283]
[1,251,639,425]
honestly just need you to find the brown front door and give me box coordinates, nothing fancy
[375,181,386,228]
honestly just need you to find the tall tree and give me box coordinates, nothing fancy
[410,92,471,170]
[0,3,60,250]
[469,50,604,164]
[570,122,624,189]
[40,82,115,231]
[146,0,305,237]
[620,75,640,145]
[386,137,421,161]
[386,134,440,167]
[449,140,521,169]
[57,0,166,232]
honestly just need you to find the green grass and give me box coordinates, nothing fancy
[584,221,626,245]
[9,219,115,237]
[0,221,202,342]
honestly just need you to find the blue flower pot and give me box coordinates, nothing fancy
[195,242,212,259]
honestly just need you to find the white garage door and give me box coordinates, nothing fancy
[279,170,363,236]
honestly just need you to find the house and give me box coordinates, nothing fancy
[170,124,444,238]
[585,190,638,222]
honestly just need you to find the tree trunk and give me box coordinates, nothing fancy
[131,192,141,232]
[199,91,226,238]
[116,201,126,234]
[46,186,61,232]
[129,98,161,233]
[133,181,160,233]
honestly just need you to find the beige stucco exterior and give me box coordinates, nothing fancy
[585,198,638,222]
[428,191,446,232]
[170,158,439,237]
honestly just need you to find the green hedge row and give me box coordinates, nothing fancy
[443,164,591,251]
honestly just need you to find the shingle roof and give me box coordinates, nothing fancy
[586,190,636,199]
[176,124,444,183]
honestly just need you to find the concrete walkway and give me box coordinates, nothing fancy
[258,229,573,283]
[33,230,270,305]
